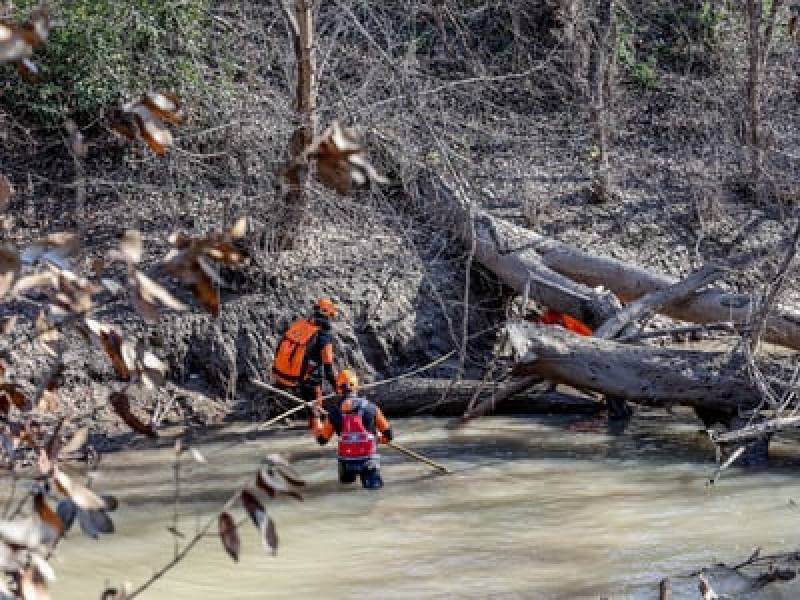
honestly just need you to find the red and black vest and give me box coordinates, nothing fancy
[335,397,378,461]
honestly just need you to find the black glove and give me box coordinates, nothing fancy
[381,427,394,443]
[316,435,329,446]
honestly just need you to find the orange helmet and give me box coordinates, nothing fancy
[335,369,358,394]
[315,297,337,318]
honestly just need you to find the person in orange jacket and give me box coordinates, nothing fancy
[272,298,339,414]
[310,369,393,489]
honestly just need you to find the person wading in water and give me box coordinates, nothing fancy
[271,298,339,417]
[310,369,393,489]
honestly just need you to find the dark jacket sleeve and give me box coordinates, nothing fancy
[319,334,337,388]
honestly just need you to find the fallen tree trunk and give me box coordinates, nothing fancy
[593,264,724,339]
[505,322,763,411]
[463,258,726,421]
[360,377,600,417]
[467,211,621,327]
[421,173,800,351]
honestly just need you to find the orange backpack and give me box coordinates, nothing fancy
[272,319,320,386]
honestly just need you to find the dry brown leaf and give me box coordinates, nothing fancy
[264,453,306,487]
[19,564,50,600]
[0,4,48,87]
[115,230,143,264]
[316,156,353,195]
[108,110,138,141]
[240,489,265,527]
[228,216,247,240]
[131,270,187,323]
[22,232,79,268]
[240,490,279,554]
[33,493,63,540]
[109,392,157,438]
[1,315,17,335]
[0,383,27,415]
[132,109,173,155]
[0,517,47,549]
[134,340,166,389]
[12,271,56,295]
[82,319,131,379]
[52,466,106,511]
[51,267,98,314]
[34,311,60,357]
[191,274,220,317]
[140,91,185,125]
[306,121,388,196]
[218,512,240,562]
[43,417,62,463]
[90,257,105,276]
[100,330,130,380]
[60,425,89,456]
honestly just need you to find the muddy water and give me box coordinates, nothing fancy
[46,412,800,599]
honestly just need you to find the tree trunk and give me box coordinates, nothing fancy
[421,172,800,351]
[746,0,765,197]
[277,0,317,250]
[359,377,601,417]
[588,0,616,203]
[744,0,786,201]
[505,322,761,411]
[557,0,590,98]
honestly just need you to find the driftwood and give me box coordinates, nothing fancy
[505,322,761,411]
[422,174,800,351]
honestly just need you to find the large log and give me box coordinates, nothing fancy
[360,377,600,417]
[422,174,800,350]
[505,322,761,411]
[468,212,622,327]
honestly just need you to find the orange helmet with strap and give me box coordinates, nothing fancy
[336,368,358,395]
[315,297,337,318]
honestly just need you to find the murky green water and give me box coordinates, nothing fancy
[37,411,800,599]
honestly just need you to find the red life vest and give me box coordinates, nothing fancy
[337,398,377,461]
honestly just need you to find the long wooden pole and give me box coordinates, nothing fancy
[252,379,452,474]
